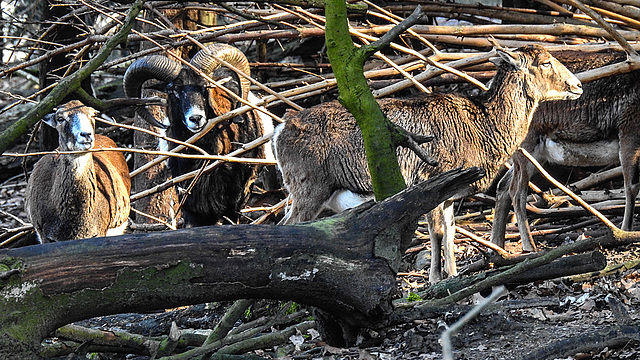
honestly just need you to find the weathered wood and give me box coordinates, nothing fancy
[0,167,484,359]
[420,251,607,300]
[521,325,640,360]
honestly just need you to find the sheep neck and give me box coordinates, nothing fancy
[480,70,539,163]
[53,153,98,224]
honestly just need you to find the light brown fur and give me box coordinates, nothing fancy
[26,101,131,242]
[491,50,640,251]
[274,45,582,283]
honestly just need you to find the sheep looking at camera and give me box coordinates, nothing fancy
[124,44,272,226]
[274,45,582,283]
[26,101,131,242]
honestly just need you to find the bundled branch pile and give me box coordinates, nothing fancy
[1,1,640,359]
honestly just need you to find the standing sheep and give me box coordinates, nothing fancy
[124,44,271,226]
[274,45,582,283]
[26,101,131,242]
[491,50,640,252]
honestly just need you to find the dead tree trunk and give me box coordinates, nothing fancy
[0,167,485,359]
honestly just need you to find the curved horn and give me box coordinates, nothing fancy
[190,44,251,100]
[124,55,183,128]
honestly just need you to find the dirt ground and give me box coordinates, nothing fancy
[2,78,640,360]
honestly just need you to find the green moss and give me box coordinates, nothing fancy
[284,302,300,315]
[407,292,422,302]
[1,261,205,356]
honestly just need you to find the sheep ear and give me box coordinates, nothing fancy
[490,48,521,70]
[42,113,56,128]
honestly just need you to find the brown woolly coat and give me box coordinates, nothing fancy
[26,135,131,242]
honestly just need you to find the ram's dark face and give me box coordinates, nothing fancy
[167,71,209,133]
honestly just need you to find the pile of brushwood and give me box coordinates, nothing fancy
[2,1,640,359]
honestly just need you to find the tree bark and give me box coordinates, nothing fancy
[324,0,408,201]
[0,167,484,359]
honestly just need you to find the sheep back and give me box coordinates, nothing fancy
[277,92,513,200]
[533,50,640,144]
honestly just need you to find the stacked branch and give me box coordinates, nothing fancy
[2,1,640,358]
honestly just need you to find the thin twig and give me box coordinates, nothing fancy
[441,286,507,360]
[456,226,510,257]
[129,208,176,231]
[518,147,620,231]
[2,147,276,165]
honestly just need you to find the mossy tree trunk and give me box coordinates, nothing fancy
[0,168,484,359]
[324,0,408,201]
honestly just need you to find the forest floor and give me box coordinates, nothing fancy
[1,76,640,360]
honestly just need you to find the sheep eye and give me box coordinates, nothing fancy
[55,115,66,123]
[540,61,552,69]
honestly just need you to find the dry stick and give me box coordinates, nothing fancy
[592,6,640,30]
[350,28,489,92]
[0,208,28,226]
[357,37,431,94]
[287,5,488,92]
[553,0,640,58]
[441,286,507,360]
[518,148,620,232]
[504,219,602,240]
[364,23,640,40]
[455,226,510,257]
[550,166,623,196]
[213,28,640,53]
[100,9,299,70]
[365,3,442,55]
[129,208,176,231]
[336,9,489,91]
[246,198,288,225]
[387,2,595,25]
[532,0,575,14]
[0,226,34,248]
[579,0,640,28]
[374,52,495,98]
[130,132,273,202]
[2,147,275,165]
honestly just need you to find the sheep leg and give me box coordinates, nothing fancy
[426,200,456,283]
[620,137,640,231]
[491,168,514,249]
[510,155,537,252]
[441,200,457,277]
[280,186,335,225]
[426,207,443,284]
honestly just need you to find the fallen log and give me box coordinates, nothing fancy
[420,251,607,300]
[0,167,484,359]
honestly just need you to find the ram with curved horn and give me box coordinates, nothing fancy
[124,43,273,226]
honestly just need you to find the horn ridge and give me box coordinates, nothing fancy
[123,55,183,98]
[123,55,181,129]
[190,43,251,100]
